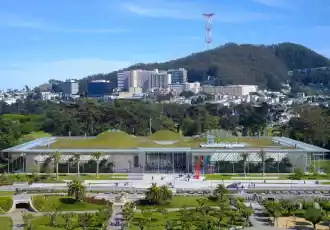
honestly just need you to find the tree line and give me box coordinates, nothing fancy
[1,99,330,151]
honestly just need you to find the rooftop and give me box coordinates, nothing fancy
[2,130,329,153]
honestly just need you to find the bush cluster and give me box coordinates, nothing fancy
[83,196,112,206]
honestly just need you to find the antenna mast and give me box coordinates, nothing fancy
[202,13,215,50]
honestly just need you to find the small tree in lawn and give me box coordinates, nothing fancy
[305,207,323,230]
[123,202,135,229]
[92,152,104,178]
[51,151,61,181]
[63,212,74,229]
[67,179,85,201]
[79,213,94,230]
[23,212,33,230]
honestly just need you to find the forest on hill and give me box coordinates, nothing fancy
[77,42,330,93]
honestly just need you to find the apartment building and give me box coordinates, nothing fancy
[202,85,258,96]
[168,68,187,84]
[117,69,171,92]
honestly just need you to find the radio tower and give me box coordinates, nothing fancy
[202,13,214,50]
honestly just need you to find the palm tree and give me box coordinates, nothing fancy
[67,157,74,174]
[52,151,61,181]
[240,153,249,176]
[67,179,85,200]
[258,149,267,177]
[92,152,104,178]
[145,183,161,204]
[159,185,173,203]
[73,153,81,177]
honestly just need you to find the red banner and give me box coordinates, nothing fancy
[196,162,200,179]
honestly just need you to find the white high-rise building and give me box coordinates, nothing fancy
[117,69,171,92]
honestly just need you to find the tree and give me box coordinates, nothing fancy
[213,184,229,201]
[144,184,172,205]
[258,149,267,176]
[92,152,104,178]
[23,212,33,230]
[123,202,135,229]
[63,213,74,229]
[73,153,81,177]
[240,153,249,176]
[304,207,323,230]
[52,151,61,181]
[265,201,284,226]
[67,180,85,200]
[44,206,61,227]
[79,213,94,230]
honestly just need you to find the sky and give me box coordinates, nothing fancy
[1,0,330,90]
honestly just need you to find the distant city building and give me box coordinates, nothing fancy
[202,85,258,96]
[169,82,201,95]
[168,68,187,84]
[59,80,79,95]
[117,69,171,92]
[87,80,113,98]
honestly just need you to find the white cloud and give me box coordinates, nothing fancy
[124,3,200,20]
[253,0,295,10]
[0,58,131,90]
[0,12,128,34]
[123,1,272,23]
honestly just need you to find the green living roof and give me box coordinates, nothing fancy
[37,130,277,149]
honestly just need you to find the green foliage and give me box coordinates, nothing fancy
[0,197,13,213]
[67,180,86,201]
[290,168,305,180]
[304,207,323,229]
[144,184,173,205]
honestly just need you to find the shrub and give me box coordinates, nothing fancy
[83,196,112,206]
[289,168,304,180]
[0,197,13,212]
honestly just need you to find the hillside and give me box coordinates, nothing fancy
[77,42,330,93]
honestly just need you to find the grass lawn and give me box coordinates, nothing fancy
[0,217,13,230]
[59,174,128,181]
[28,213,107,230]
[0,197,13,213]
[32,196,106,212]
[204,173,330,180]
[136,196,217,209]
[313,160,330,173]
[0,191,15,196]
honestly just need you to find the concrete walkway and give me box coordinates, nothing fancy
[245,202,282,230]
[108,203,124,230]
[11,212,24,230]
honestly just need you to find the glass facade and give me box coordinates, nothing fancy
[87,81,114,97]
[145,152,187,173]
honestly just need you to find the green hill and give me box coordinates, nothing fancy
[76,42,330,92]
